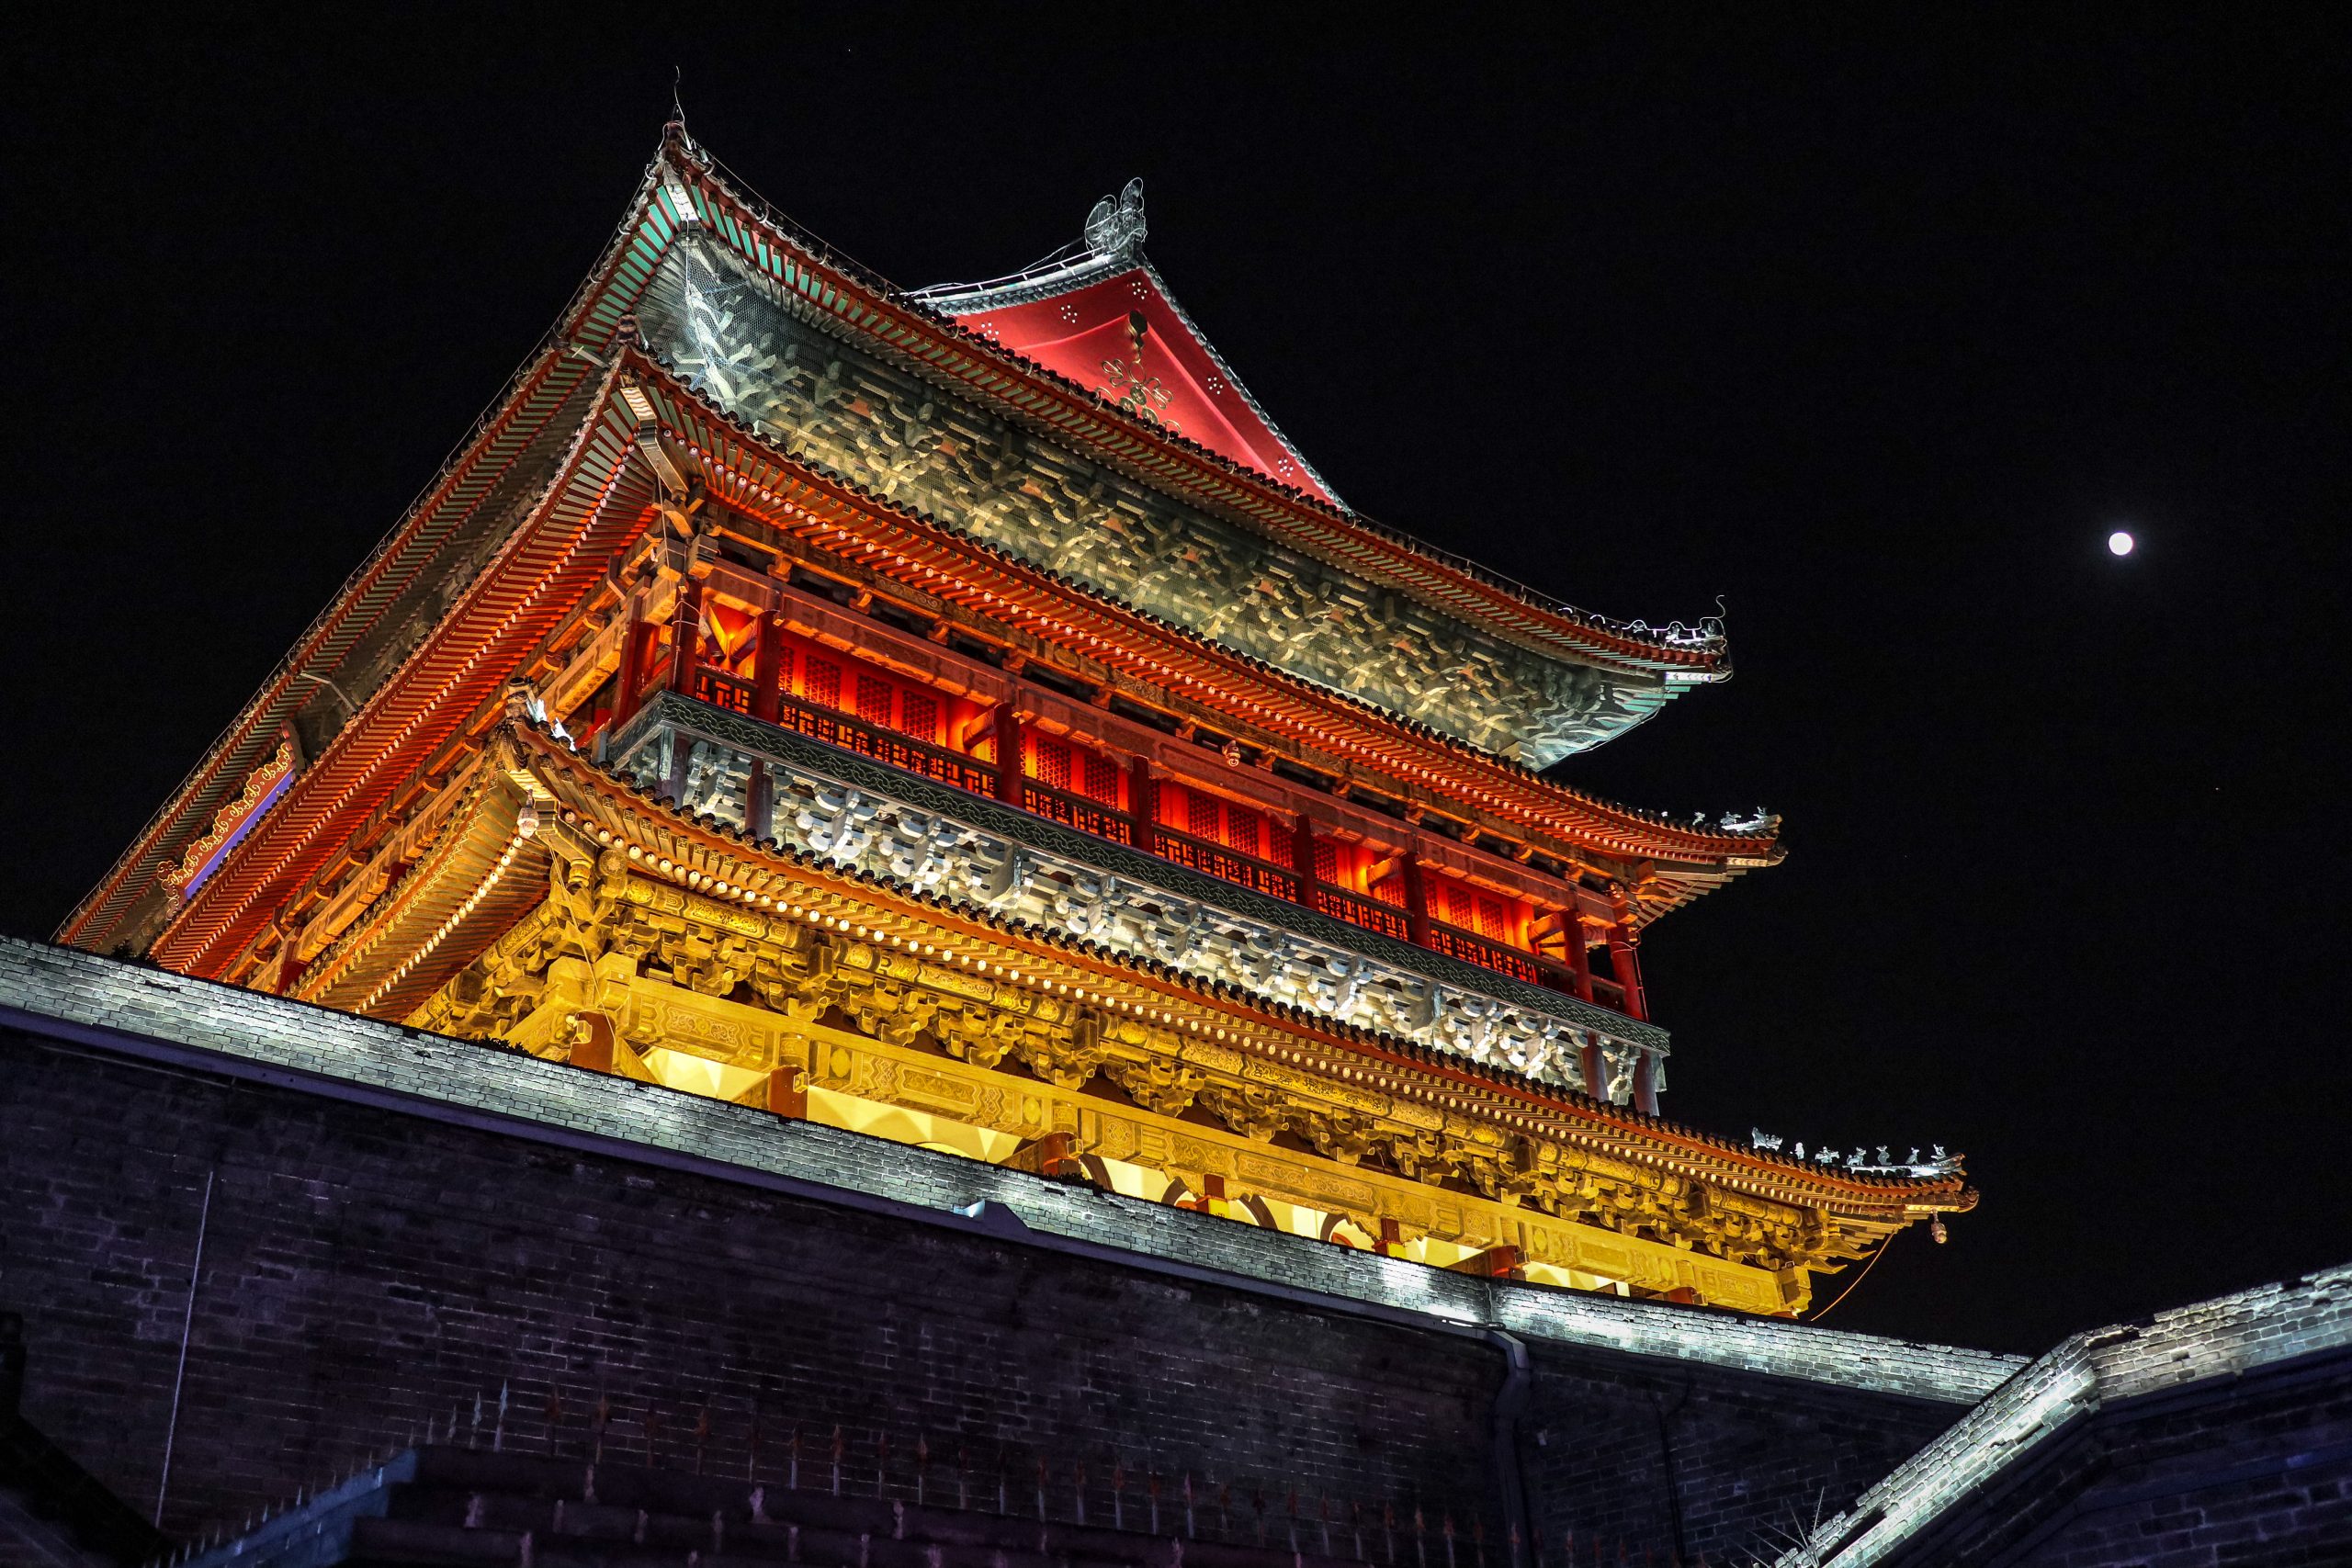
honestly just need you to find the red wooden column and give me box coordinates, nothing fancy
[744,611,786,838]
[1633,1053,1660,1116]
[1288,814,1317,906]
[1564,914,1596,1002]
[751,612,786,722]
[1605,898,1648,1022]
[1606,923,1647,1022]
[992,701,1024,805]
[615,618,662,725]
[1401,850,1432,948]
[665,580,704,698]
[1127,754,1159,852]
[1578,1035,1610,1103]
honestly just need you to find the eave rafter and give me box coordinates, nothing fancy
[504,721,1963,1225]
[626,351,1779,878]
[638,136,1724,682]
[148,365,660,981]
[71,134,1764,961]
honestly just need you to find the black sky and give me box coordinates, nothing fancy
[5,11,2347,1356]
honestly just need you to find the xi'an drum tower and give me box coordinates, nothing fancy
[6,129,2347,1568]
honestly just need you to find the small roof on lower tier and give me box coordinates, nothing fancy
[304,717,1970,1234]
[62,131,1760,964]
[913,181,1343,507]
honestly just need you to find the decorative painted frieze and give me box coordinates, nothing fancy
[612,693,1666,1100]
[638,238,1682,769]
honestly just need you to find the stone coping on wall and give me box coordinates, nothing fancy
[0,937,2022,1406]
[1775,1258,2352,1567]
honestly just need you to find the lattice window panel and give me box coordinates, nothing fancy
[1227,807,1261,860]
[855,674,894,728]
[804,657,842,710]
[1185,789,1219,842]
[1476,896,1510,941]
[1310,840,1339,886]
[900,692,938,743]
[1081,750,1120,806]
[1035,736,1073,791]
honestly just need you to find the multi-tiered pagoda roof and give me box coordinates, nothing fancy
[60,127,1966,1314]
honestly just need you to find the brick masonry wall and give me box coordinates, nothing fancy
[0,941,2027,1558]
[2,1026,1498,1540]
[1877,1348,2352,1564]
[1784,1264,2352,1566]
[1519,1344,1957,1564]
[0,940,2025,1408]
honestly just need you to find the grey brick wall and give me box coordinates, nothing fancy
[1521,1345,1958,1564]
[1781,1262,2352,1566]
[2,1028,1499,1540]
[0,939,2027,1558]
[0,940,2021,1407]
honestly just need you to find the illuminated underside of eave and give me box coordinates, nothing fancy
[56,345,613,955]
[625,352,1781,878]
[143,378,662,981]
[136,367,1772,1038]
[72,140,1754,961]
[457,720,1960,1224]
[630,141,1726,683]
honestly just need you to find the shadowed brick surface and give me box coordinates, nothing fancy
[1781,1265,2352,1566]
[1,940,2029,1559]
[1521,1344,1959,1564]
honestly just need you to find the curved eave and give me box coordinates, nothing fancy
[58,154,687,957]
[624,134,1726,684]
[58,348,608,954]
[921,251,1348,509]
[145,365,659,982]
[292,768,551,1020]
[509,721,1963,1224]
[629,352,1783,878]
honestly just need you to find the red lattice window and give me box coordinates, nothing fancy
[855,674,894,728]
[805,657,842,710]
[1372,876,1408,908]
[1185,789,1219,842]
[1444,886,1474,929]
[1227,807,1261,860]
[1310,840,1338,886]
[900,692,938,743]
[1081,750,1120,806]
[1476,897,1510,941]
[1035,736,1073,791]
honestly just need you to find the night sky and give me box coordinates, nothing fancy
[6,14,2347,1357]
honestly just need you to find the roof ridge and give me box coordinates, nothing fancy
[628,348,1781,865]
[521,720,1956,1212]
[654,137,1732,671]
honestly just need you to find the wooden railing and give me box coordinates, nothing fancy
[1023,779,1134,845]
[671,657,1624,1016]
[1311,884,1412,942]
[691,667,755,715]
[685,667,999,798]
[1146,822,1303,902]
[1427,920,1543,986]
[774,694,999,797]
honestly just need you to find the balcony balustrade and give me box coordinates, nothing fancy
[641,650,1637,1021]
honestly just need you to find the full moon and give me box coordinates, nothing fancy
[2108,530,2136,557]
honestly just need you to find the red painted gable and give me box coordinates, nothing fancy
[945,267,1338,505]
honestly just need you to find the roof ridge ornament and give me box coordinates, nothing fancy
[1082,178,1148,261]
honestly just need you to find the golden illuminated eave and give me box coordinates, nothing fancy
[303,721,1969,1252]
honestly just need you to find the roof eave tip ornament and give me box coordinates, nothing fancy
[1084,177,1148,263]
[664,65,700,155]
